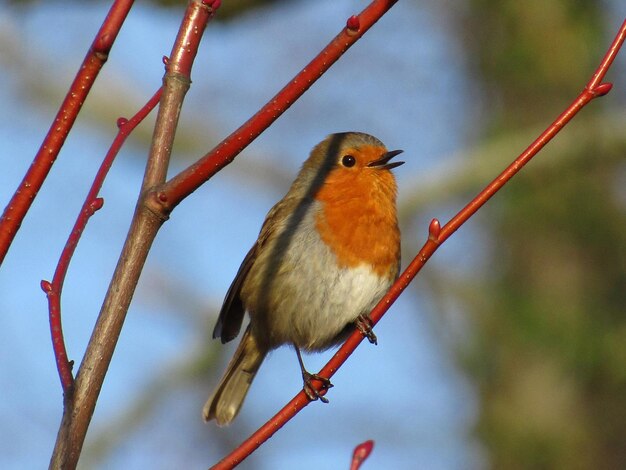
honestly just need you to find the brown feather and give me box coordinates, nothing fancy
[212,243,258,343]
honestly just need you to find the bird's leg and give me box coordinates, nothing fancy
[295,346,332,403]
[355,314,378,345]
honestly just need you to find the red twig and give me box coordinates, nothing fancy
[210,18,625,470]
[350,440,375,470]
[168,0,221,76]
[40,88,163,395]
[151,0,399,215]
[50,2,218,469]
[0,0,135,266]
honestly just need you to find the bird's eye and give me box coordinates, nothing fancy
[341,155,356,167]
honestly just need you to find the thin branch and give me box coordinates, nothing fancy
[209,18,625,470]
[0,0,134,266]
[48,2,217,468]
[40,88,163,395]
[148,0,400,216]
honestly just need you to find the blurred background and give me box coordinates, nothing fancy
[0,0,624,468]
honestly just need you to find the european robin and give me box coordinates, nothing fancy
[203,132,403,425]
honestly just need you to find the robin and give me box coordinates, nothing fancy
[203,132,403,426]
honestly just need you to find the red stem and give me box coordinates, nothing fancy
[41,88,163,394]
[168,0,216,77]
[0,0,135,266]
[153,0,399,214]
[210,18,625,470]
[49,2,217,468]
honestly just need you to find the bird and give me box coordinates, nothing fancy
[203,132,403,426]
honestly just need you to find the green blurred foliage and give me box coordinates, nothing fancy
[463,134,626,469]
[458,1,626,468]
[462,0,604,132]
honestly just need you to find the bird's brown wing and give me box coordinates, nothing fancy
[212,242,258,344]
[212,202,282,344]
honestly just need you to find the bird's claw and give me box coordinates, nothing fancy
[302,372,333,403]
[356,314,377,345]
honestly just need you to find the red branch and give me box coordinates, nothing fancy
[50,2,218,468]
[41,0,220,398]
[210,18,625,470]
[151,0,400,214]
[168,0,221,76]
[40,88,163,394]
[0,0,134,266]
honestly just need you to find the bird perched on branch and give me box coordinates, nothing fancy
[204,132,403,426]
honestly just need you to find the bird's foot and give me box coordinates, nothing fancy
[302,371,333,403]
[356,314,377,345]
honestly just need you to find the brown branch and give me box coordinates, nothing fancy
[209,18,625,470]
[149,0,400,216]
[48,2,217,468]
[0,0,134,266]
[40,88,163,395]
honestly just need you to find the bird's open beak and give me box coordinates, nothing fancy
[367,149,404,170]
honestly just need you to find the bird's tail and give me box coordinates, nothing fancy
[203,325,266,426]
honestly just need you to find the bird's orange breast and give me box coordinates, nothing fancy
[314,166,400,279]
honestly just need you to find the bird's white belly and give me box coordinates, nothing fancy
[245,203,392,350]
[287,262,391,350]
